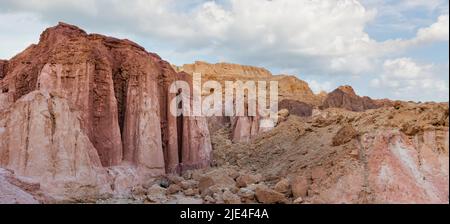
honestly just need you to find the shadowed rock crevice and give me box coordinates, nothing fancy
[112,68,129,137]
[0,60,7,80]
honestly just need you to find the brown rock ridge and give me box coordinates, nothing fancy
[175,62,321,105]
[0,22,212,198]
[321,85,391,112]
[174,61,273,80]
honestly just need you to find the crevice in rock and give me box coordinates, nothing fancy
[176,92,184,164]
[23,103,31,175]
[112,67,128,137]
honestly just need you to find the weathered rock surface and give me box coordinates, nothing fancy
[0,91,112,200]
[0,168,50,204]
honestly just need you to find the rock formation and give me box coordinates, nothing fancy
[173,61,273,80]
[321,85,389,112]
[0,23,212,199]
[176,62,321,143]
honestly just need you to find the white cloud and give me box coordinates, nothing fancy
[0,1,447,73]
[415,14,449,43]
[0,0,448,101]
[307,80,334,94]
[371,58,449,101]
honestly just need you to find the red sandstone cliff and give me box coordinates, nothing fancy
[0,23,212,198]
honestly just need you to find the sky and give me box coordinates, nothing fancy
[0,0,448,102]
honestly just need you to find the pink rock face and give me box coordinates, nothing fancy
[311,130,448,204]
[168,72,212,172]
[38,63,123,167]
[231,116,260,143]
[364,131,449,204]
[0,91,112,199]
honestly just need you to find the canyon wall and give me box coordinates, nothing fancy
[0,23,212,198]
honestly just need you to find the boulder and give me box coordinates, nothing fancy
[166,184,182,195]
[274,178,291,194]
[236,174,262,188]
[255,185,287,204]
[222,190,241,204]
[291,176,309,199]
[332,124,358,146]
[147,185,167,203]
[198,170,236,193]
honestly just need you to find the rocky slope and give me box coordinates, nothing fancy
[210,102,449,204]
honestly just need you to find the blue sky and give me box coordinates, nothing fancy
[0,0,448,102]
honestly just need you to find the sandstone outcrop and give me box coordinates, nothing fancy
[321,86,389,112]
[174,61,273,80]
[0,23,213,200]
